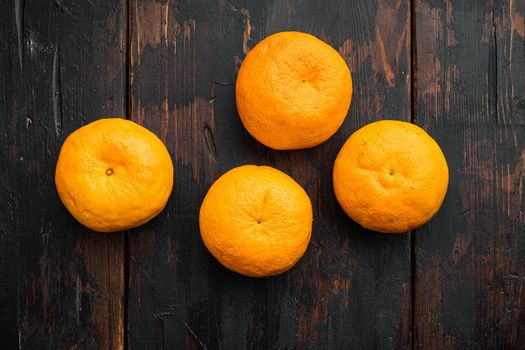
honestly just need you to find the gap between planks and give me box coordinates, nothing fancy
[409,0,418,349]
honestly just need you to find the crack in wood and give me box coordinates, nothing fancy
[15,0,25,70]
[51,45,63,138]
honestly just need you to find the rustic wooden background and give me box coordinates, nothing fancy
[1,0,524,349]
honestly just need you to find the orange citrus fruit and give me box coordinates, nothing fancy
[333,120,448,233]
[236,31,353,150]
[55,118,174,232]
[199,165,313,277]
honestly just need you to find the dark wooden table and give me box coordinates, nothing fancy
[1,0,524,349]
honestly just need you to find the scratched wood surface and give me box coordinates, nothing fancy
[414,0,525,348]
[128,0,410,349]
[0,0,524,349]
[0,0,127,349]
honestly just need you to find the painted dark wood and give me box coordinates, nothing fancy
[0,0,127,349]
[127,0,411,349]
[1,0,525,349]
[414,0,525,348]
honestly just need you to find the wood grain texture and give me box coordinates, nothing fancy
[414,0,525,348]
[2,0,523,348]
[128,0,411,349]
[0,0,127,348]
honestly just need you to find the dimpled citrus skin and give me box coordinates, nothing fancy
[333,120,449,233]
[55,118,174,232]
[199,165,313,277]
[236,31,353,150]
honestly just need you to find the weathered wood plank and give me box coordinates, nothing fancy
[0,1,127,348]
[128,0,411,348]
[414,0,525,348]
